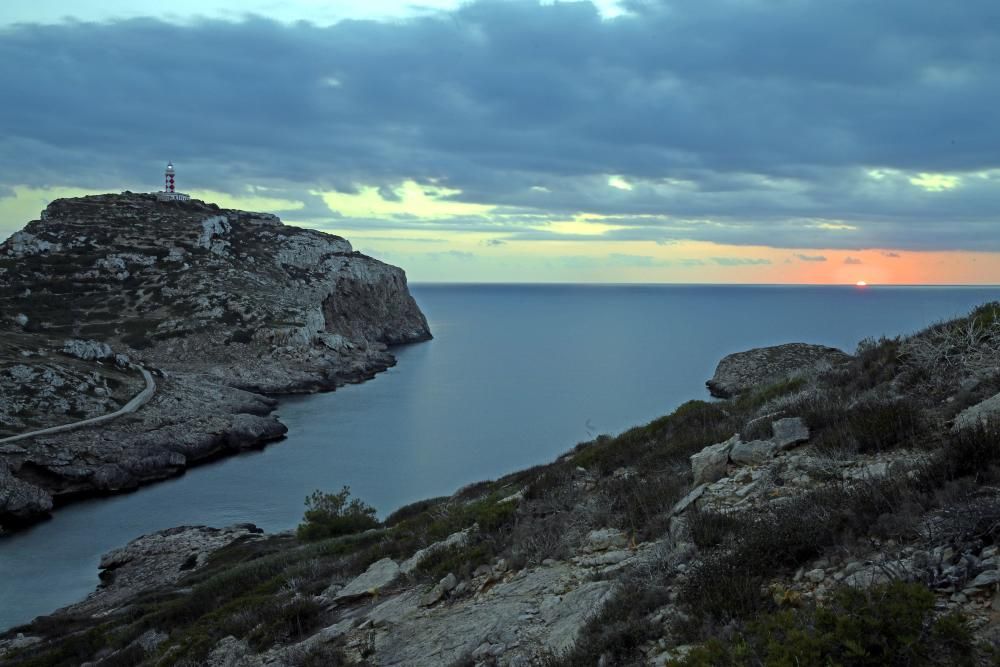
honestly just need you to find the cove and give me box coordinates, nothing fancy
[2,284,998,631]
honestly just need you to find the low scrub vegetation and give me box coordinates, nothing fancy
[672,581,974,667]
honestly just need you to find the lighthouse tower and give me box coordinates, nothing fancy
[156,161,191,201]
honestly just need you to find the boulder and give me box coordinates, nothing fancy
[772,417,810,450]
[729,439,778,465]
[671,484,707,516]
[706,343,850,398]
[400,528,472,574]
[62,339,114,362]
[333,558,400,601]
[420,572,458,607]
[967,570,1000,589]
[582,528,629,553]
[953,392,1000,431]
[690,435,737,485]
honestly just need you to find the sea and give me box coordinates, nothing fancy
[1,284,998,631]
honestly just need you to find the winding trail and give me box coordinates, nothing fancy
[0,367,156,445]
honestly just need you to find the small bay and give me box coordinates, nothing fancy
[1,284,997,630]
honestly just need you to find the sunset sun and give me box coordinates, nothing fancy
[856,280,868,287]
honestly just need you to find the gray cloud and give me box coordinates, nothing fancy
[883,251,902,258]
[844,256,863,264]
[796,254,828,262]
[1,2,999,251]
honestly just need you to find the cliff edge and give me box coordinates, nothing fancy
[0,193,431,529]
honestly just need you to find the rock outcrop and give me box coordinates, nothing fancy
[0,193,431,529]
[706,343,850,398]
[953,392,1000,431]
[690,417,811,485]
[67,524,265,616]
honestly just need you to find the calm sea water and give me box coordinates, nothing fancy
[2,284,998,630]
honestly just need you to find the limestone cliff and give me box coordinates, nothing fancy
[0,193,430,528]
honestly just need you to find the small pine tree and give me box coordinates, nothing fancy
[296,486,378,542]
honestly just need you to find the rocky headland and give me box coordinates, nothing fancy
[0,193,430,530]
[5,303,1000,665]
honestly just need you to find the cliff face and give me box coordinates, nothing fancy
[0,193,431,528]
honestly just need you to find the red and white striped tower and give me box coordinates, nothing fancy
[156,160,190,201]
[165,161,176,193]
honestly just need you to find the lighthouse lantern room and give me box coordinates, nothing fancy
[156,161,191,201]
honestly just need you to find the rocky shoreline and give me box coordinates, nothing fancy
[0,193,431,532]
[5,303,1000,665]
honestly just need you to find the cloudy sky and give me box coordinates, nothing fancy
[2,0,999,283]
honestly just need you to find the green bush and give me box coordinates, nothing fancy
[573,400,736,475]
[803,396,925,455]
[672,581,974,667]
[680,479,921,630]
[296,487,379,542]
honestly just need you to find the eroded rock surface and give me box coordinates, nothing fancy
[706,343,850,398]
[65,524,264,616]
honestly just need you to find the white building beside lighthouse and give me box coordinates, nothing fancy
[156,161,191,201]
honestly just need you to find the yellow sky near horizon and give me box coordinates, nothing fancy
[1,183,998,285]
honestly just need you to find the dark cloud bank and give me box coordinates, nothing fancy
[1,0,999,250]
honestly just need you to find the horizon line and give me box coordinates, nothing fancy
[408,281,1000,288]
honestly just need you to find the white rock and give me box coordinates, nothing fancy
[772,417,810,450]
[62,339,114,362]
[582,528,629,553]
[334,558,400,601]
[968,570,1000,589]
[400,529,471,575]
[806,568,826,583]
[690,435,738,485]
[954,393,1000,431]
[730,439,778,465]
[671,484,706,516]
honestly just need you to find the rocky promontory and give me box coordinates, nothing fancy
[0,193,430,529]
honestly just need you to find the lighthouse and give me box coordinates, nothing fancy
[156,161,191,202]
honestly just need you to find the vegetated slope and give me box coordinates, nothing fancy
[5,304,1000,666]
[0,193,430,529]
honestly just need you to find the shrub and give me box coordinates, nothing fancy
[687,508,741,550]
[679,479,922,631]
[604,471,686,539]
[384,496,448,526]
[801,396,926,455]
[553,578,672,666]
[414,542,492,580]
[573,400,736,475]
[672,581,974,667]
[931,419,1000,483]
[733,377,807,413]
[296,487,379,542]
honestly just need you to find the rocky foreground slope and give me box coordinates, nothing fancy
[6,303,1000,666]
[0,193,430,529]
